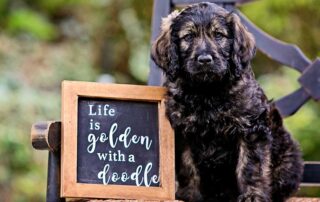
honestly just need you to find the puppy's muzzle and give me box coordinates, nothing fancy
[197,54,213,65]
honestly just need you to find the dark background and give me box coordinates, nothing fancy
[77,97,160,186]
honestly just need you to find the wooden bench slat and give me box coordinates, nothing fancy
[70,198,320,202]
[70,200,182,202]
[288,198,320,202]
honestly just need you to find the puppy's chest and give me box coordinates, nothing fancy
[190,134,239,169]
[169,97,245,169]
[171,99,250,136]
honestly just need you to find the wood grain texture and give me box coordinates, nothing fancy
[31,121,61,151]
[61,81,167,101]
[69,198,320,202]
[287,198,320,202]
[70,200,182,202]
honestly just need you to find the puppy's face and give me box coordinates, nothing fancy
[175,5,233,82]
[152,3,255,84]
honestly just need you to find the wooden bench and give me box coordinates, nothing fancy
[31,0,320,201]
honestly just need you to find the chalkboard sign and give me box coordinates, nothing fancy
[61,81,174,200]
[77,98,160,186]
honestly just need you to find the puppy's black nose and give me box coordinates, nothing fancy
[197,54,213,65]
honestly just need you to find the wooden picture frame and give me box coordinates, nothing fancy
[61,81,175,200]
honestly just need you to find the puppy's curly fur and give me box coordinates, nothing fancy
[151,3,303,202]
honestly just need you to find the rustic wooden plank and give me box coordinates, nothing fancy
[70,198,320,202]
[287,198,320,202]
[71,200,182,202]
[31,121,61,151]
[61,81,167,101]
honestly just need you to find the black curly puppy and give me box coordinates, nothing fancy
[151,3,303,202]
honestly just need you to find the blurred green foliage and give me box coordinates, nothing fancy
[0,36,97,201]
[0,0,319,201]
[6,8,57,40]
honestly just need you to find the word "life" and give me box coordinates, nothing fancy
[88,104,115,116]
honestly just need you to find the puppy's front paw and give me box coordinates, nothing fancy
[237,193,270,202]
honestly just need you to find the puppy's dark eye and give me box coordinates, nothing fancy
[182,33,195,41]
[214,32,225,40]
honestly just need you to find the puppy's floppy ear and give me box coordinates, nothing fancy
[151,11,180,74]
[228,12,256,77]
